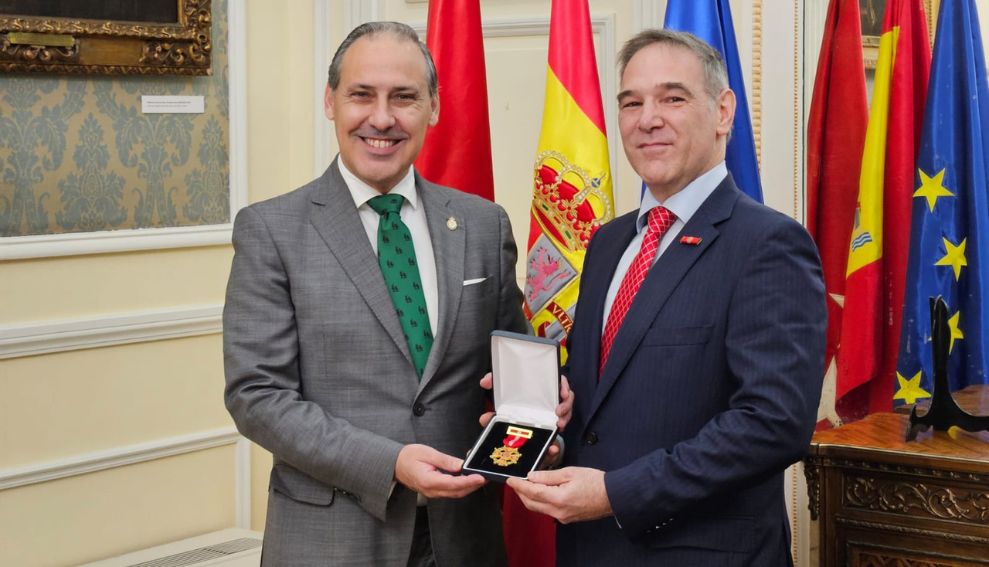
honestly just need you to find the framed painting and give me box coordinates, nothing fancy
[0,0,245,259]
[0,0,212,75]
[861,0,940,69]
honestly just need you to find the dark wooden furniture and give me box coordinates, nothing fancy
[805,386,989,566]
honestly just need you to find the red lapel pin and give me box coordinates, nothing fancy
[680,235,702,245]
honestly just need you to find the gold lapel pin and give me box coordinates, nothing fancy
[446,217,458,231]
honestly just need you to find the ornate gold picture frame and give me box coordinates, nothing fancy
[860,0,940,69]
[0,0,211,75]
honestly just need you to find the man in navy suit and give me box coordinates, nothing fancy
[507,29,826,566]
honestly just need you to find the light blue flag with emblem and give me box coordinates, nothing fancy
[895,0,989,405]
[661,0,763,202]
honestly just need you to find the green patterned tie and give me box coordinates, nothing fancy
[367,194,433,378]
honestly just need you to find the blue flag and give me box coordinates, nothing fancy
[662,0,763,202]
[895,0,989,404]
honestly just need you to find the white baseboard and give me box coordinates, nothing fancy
[0,304,223,359]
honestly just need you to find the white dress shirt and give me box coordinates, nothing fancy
[601,162,728,330]
[338,158,439,337]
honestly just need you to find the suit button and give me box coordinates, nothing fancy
[413,403,426,417]
[584,431,598,445]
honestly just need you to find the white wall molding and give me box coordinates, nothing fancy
[0,427,241,491]
[0,304,223,360]
[0,0,249,260]
[345,0,383,30]
[803,0,830,127]
[313,0,334,179]
[227,0,249,216]
[234,437,252,529]
[634,0,663,32]
[0,225,236,260]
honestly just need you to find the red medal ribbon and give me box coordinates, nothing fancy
[502,425,534,448]
[503,435,528,449]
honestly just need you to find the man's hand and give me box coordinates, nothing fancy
[506,467,612,524]
[554,375,574,430]
[395,444,486,499]
[478,372,574,431]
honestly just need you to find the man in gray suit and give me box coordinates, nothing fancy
[224,22,563,566]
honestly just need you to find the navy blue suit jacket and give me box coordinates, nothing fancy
[558,176,826,566]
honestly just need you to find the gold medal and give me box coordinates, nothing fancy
[490,425,533,467]
[490,446,522,466]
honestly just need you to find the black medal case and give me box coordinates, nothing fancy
[463,331,560,482]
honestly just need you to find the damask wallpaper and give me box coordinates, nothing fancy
[0,0,230,237]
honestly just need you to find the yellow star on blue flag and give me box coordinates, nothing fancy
[913,168,954,212]
[934,237,967,281]
[894,371,931,404]
[948,311,964,353]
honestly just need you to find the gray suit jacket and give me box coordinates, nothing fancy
[223,160,527,566]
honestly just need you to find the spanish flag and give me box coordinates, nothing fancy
[523,0,614,358]
[837,0,930,420]
[508,2,613,565]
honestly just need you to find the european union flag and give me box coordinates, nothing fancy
[895,0,989,404]
[663,0,763,202]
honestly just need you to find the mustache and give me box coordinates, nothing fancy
[355,127,406,140]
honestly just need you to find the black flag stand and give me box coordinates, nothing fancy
[907,296,989,440]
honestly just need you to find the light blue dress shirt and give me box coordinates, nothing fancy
[601,162,728,330]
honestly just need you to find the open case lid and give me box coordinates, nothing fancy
[491,331,560,428]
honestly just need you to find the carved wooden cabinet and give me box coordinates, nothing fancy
[804,411,989,566]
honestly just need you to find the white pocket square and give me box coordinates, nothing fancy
[463,277,488,286]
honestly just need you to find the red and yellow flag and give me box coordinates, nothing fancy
[836,0,930,420]
[507,2,614,565]
[415,0,494,200]
[523,0,614,358]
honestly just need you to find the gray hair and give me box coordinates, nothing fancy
[327,21,438,98]
[618,28,729,102]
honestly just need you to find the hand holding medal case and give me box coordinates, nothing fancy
[463,331,560,482]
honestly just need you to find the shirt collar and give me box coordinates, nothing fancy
[636,162,728,232]
[338,156,419,211]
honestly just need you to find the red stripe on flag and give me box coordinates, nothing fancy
[547,0,607,135]
[805,0,868,426]
[837,263,882,401]
[503,487,555,567]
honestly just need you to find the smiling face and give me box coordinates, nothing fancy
[617,42,735,201]
[324,32,439,194]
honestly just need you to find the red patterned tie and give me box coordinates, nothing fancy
[599,206,676,376]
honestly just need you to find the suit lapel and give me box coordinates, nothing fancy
[571,213,638,424]
[417,175,464,393]
[309,160,414,368]
[581,213,639,378]
[587,178,740,422]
